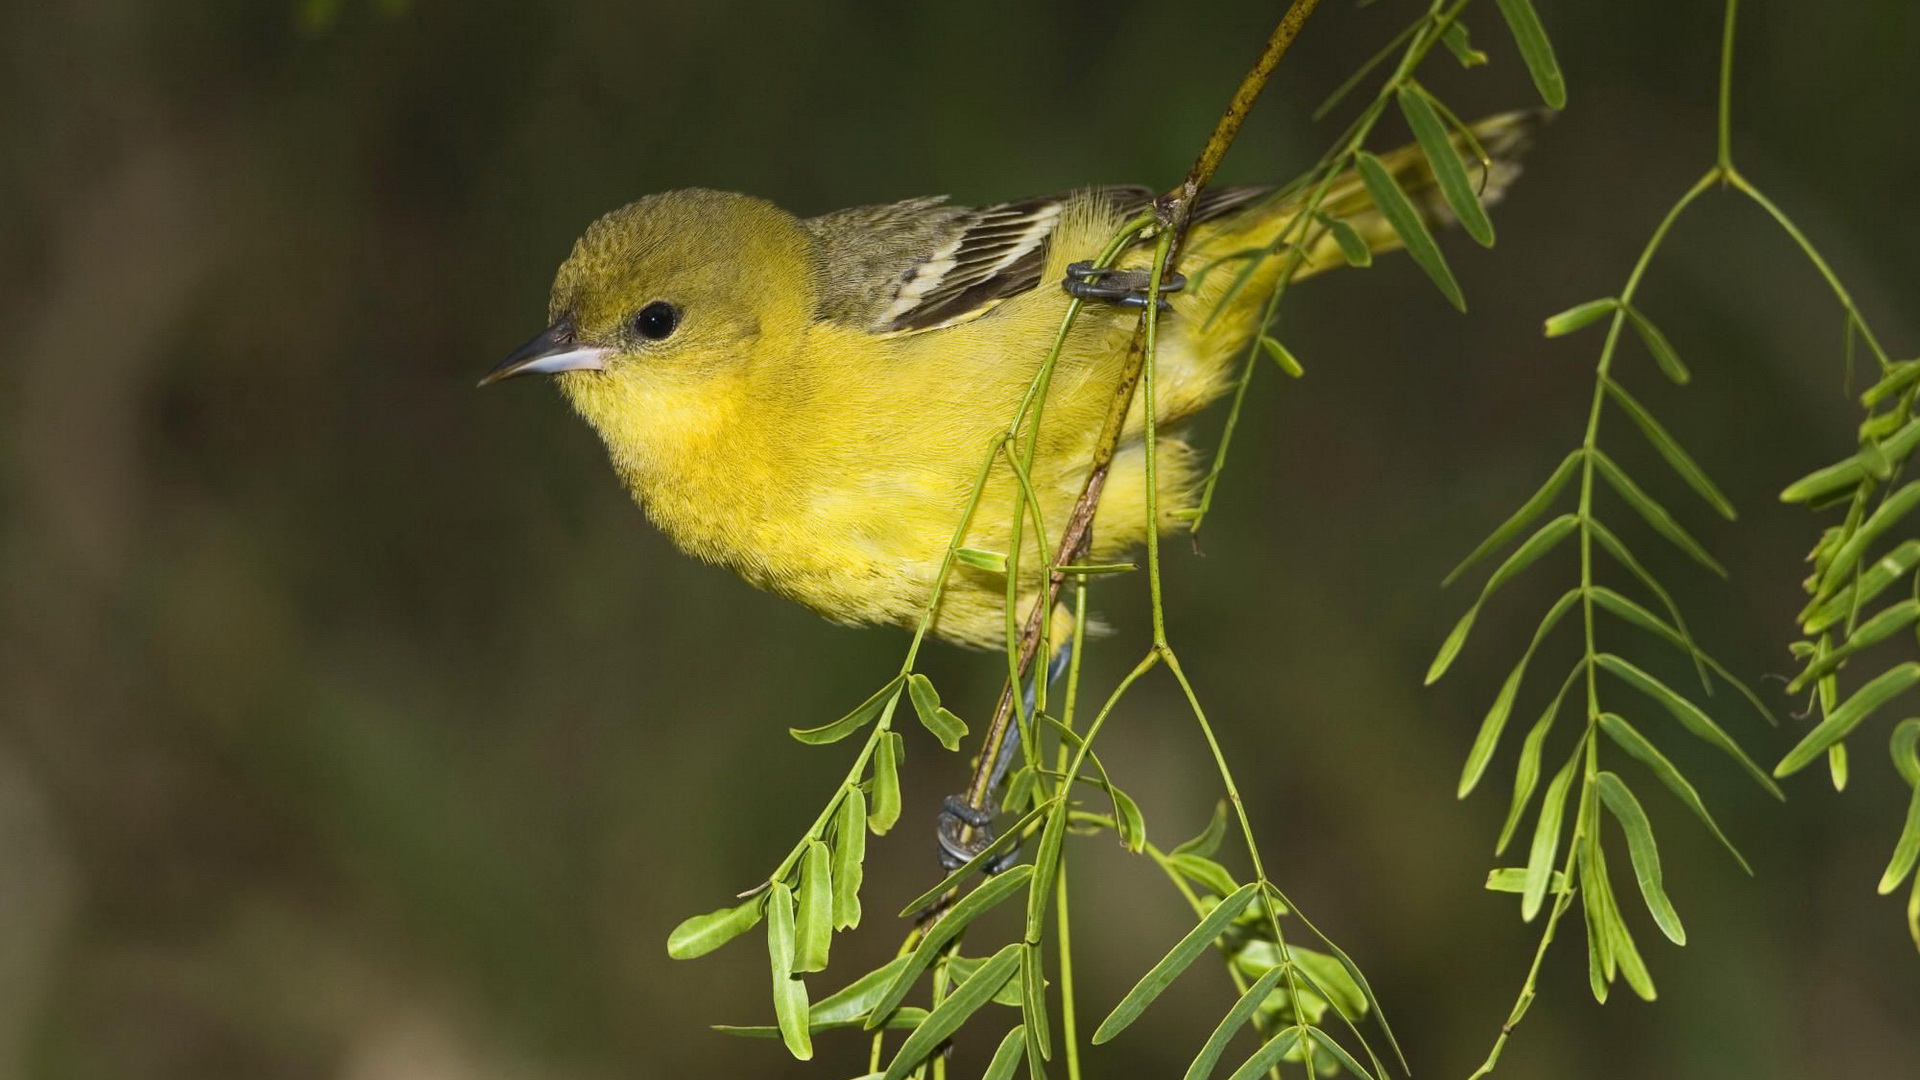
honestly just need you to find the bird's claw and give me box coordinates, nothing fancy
[1063,260,1185,310]
[936,796,1023,874]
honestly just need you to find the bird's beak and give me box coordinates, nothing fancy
[478,319,612,387]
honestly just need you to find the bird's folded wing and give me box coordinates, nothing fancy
[805,185,1272,335]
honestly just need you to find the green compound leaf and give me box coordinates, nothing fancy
[1544,298,1618,337]
[832,787,866,930]
[1460,588,1580,798]
[667,895,765,960]
[1597,772,1687,945]
[882,943,1021,1080]
[765,882,812,1060]
[866,865,1033,1029]
[1355,150,1465,311]
[1590,450,1725,576]
[1597,654,1780,797]
[1443,450,1582,588]
[1429,513,1580,684]
[1603,378,1736,519]
[791,676,904,745]
[1493,0,1567,108]
[1184,966,1287,1080]
[1093,882,1260,1045]
[1777,662,1920,777]
[1599,713,1751,873]
[1398,85,1494,246]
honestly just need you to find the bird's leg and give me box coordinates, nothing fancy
[1062,260,1186,310]
[934,642,1074,872]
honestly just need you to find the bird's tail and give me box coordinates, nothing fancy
[1183,108,1544,332]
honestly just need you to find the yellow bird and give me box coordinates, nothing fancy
[483,114,1534,651]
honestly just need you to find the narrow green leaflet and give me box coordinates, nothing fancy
[1092,882,1260,1044]
[1460,588,1580,798]
[1623,307,1689,384]
[1599,713,1751,873]
[1027,799,1070,940]
[1790,599,1920,691]
[1802,539,1920,633]
[1316,213,1373,266]
[794,840,833,972]
[1883,719,1920,894]
[1174,800,1229,858]
[791,676,904,745]
[869,732,902,834]
[1223,1027,1303,1080]
[1596,654,1780,796]
[1597,772,1686,945]
[1429,514,1580,683]
[1777,662,1920,777]
[1589,586,1777,725]
[1523,753,1578,921]
[1183,966,1287,1080]
[1398,85,1494,246]
[712,1008,926,1039]
[907,673,969,751]
[1497,661,1583,854]
[984,1025,1028,1080]
[955,547,1009,573]
[1587,517,1712,690]
[1543,298,1618,337]
[1585,836,1656,1001]
[1493,0,1567,108]
[944,954,1025,1007]
[1441,19,1488,67]
[667,896,765,960]
[1443,451,1581,588]
[1022,942,1051,1064]
[882,944,1021,1080]
[1590,450,1725,576]
[1304,1026,1376,1080]
[1781,417,1920,503]
[1603,378,1736,519]
[1112,786,1148,852]
[1260,335,1305,377]
[807,956,913,1027]
[1355,150,1465,311]
[766,882,812,1060]
[832,787,866,930]
[866,865,1033,1027]
[1863,360,1920,406]
[1817,481,1920,597]
[1487,867,1567,892]
[1169,853,1241,898]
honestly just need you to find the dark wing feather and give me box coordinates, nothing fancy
[804,185,1273,334]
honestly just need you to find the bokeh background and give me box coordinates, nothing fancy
[3,1,1917,1077]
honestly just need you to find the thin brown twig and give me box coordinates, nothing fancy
[946,0,1324,897]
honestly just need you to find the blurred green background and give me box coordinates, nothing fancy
[3,1,1917,1077]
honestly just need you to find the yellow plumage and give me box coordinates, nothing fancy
[488,114,1535,648]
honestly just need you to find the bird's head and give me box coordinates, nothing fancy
[481,189,816,400]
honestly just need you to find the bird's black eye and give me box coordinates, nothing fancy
[632,301,681,341]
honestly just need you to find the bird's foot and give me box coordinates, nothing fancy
[936,795,1023,873]
[1063,260,1185,310]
